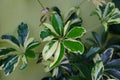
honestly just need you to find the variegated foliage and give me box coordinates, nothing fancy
[40,12,86,70]
[0,23,40,76]
[93,2,120,31]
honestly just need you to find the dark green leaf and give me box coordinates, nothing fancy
[26,41,40,50]
[40,29,52,40]
[0,48,16,56]
[25,50,36,59]
[1,35,20,46]
[51,13,63,35]
[1,54,19,76]
[17,22,29,46]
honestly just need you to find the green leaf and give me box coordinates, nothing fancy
[66,27,86,39]
[20,55,27,70]
[42,41,58,60]
[51,13,63,35]
[43,23,59,36]
[50,43,64,69]
[63,21,71,36]
[40,29,54,41]
[63,39,84,54]
[17,22,29,46]
[26,41,40,50]
[1,35,20,46]
[91,61,104,80]
[0,48,16,56]
[25,50,36,59]
[0,54,19,76]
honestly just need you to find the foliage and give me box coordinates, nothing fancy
[92,2,120,31]
[0,23,40,75]
[40,9,86,71]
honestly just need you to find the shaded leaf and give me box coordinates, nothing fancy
[91,61,104,80]
[105,59,120,69]
[101,48,113,64]
[18,22,29,46]
[86,47,100,58]
[1,35,20,46]
[0,48,16,56]
[106,69,120,79]
[92,32,101,46]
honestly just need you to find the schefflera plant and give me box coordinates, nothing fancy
[40,12,86,70]
[0,23,40,75]
[92,2,120,31]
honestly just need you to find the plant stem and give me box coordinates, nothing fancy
[37,0,45,9]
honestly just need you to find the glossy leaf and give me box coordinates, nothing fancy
[63,39,84,54]
[42,41,58,60]
[1,35,20,46]
[51,13,63,35]
[17,22,29,46]
[66,27,86,39]
[91,61,104,80]
[50,43,64,69]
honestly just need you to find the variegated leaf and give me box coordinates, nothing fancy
[63,21,71,36]
[91,61,104,80]
[50,43,64,69]
[18,22,29,46]
[1,35,20,47]
[63,39,84,54]
[26,41,40,50]
[42,41,58,60]
[40,29,54,42]
[43,23,59,36]
[66,27,86,39]
[20,55,27,70]
[51,13,63,35]
[0,54,19,76]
